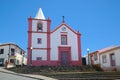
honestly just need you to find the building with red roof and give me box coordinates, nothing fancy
[87,46,120,71]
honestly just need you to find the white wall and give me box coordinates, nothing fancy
[32,33,47,48]
[51,25,79,61]
[100,49,120,68]
[100,53,110,68]
[32,20,47,32]
[93,53,100,64]
[15,53,23,65]
[0,45,9,63]
[0,43,26,65]
[32,50,47,60]
[115,49,120,66]
[31,20,79,62]
[31,20,48,61]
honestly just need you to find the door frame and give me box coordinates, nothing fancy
[58,46,71,65]
[110,53,116,67]
[61,51,69,65]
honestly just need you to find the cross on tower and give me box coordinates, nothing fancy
[62,16,65,23]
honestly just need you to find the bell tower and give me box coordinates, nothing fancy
[27,8,51,66]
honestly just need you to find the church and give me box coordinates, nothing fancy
[27,8,82,66]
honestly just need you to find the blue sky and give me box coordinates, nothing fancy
[0,0,120,56]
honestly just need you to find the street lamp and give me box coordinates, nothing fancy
[87,48,90,65]
[30,47,33,66]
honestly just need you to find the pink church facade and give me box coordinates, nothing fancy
[27,8,82,66]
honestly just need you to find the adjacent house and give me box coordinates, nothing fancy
[87,46,120,71]
[27,8,82,66]
[0,42,27,67]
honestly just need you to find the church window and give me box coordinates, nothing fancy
[61,35,67,45]
[37,23,43,31]
[36,57,42,60]
[37,38,42,44]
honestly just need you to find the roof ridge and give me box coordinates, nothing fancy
[98,46,118,53]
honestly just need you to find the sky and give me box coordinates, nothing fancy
[0,0,120,56]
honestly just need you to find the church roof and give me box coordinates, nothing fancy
[51,22,81,35]
[35,8,45,19]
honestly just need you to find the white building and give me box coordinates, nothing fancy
[87,46,120,71]
[27,8,82,66]
[0,43,27,67]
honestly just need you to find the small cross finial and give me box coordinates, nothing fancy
[62,16,65,23]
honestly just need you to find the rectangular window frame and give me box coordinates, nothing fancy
[61,35,67,45]
[0,49,4,54]
[94,53,98,60]
[102,55,107,63]
[36,57,42,60]
[11,48,15,56]
[0,58,4,65]
[20,51,23,55]
[110,53,116,66]
[37,38,42,44]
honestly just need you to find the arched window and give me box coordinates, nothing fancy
[37,23,43,31]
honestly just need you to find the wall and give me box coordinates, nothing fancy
[51,24,79,61]
[32,50,47,60]
[32,20,47,32]
[31,19,48,61]
[32,33,47,48]
[0,45,9,64]
[115,49,120,70]
[100,48,120,71]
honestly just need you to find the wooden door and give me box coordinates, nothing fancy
[61,51,69,65]
[110,53,116,66]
